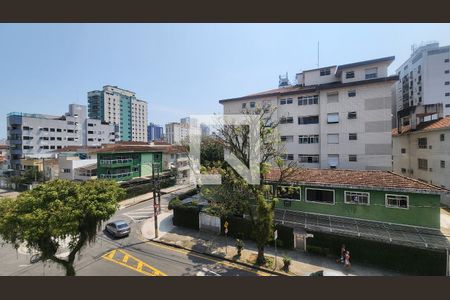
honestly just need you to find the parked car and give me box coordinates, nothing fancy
[105,220,131,238]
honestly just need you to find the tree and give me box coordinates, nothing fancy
[200,135,224,167]
[201,104,296,265]
[0,179,125,276]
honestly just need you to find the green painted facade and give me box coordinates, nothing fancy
[97,151,163,181]
[273,184,441,229]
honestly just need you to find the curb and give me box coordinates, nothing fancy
[148,238,292,276]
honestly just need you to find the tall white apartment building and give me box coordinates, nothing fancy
[165,122,189,145]
[220,57,398,170]
[393,116,450,189]
[395,43,450,119]
[88,85,148,142]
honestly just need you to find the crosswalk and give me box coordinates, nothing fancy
[123,208,154,222]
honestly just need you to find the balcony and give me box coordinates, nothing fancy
[99,158,134,167]
[99,172,132,180]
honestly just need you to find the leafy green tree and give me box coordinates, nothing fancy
[0,179,125,276]
[200,135,224,167]
[201,105,296,265]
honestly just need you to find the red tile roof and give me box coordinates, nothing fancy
[265,168,448,194]
[393,116,450,136]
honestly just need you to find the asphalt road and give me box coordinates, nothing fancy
[0,194,270,276]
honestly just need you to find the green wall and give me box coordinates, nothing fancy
[140,152,163,177]
[274,185,441,229]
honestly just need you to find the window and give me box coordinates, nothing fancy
[365,67,378,79]
[446,93,450,97]
[327,134,339,144]
[348,90,356,97]
[386,194,409,209]
[327,154,339,168]
[446,58,450,63]
[401,168,407,173]
[50,128,55,132]
[298,154,320,163]
[298,135,319,144]
[56,128,62,132]
[346,71,355,79]
[280,135,293,143]
[276,186,301,201]
[306,188,335,204]
[320,68,331,76]
[348,155,357,162]
[280,116,294,124]
[281,154,294,160]
[280,99,286,105]
[440,134,445,141]
[445,70,450,74]
[401,148,406,154]
[418,137,427,149]
[287,98,293,104]
[418,158,428,170]
[298,115,319,125]
[347,111,357,119]
[327,92,339,103]
[298,95,319,105]
[345,191,369,205]
[445,81,450,85]
[327,113,339,124]
[62,169,71,173]
[349,133,357,140]
[441,161,446,168]
[250,102,256,108]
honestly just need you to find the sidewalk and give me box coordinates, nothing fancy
[141,212,403,276]
[118,184,195,209]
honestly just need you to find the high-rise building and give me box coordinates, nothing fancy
[7,104,116,170]
[147,123,164,142]
[220,56,398,171]
[165,122,189,145]
[88,85,148,142]
[395,42,450,119]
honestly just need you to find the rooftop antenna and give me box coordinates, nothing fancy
[317,41,320,68]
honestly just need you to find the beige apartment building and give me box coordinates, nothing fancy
[393,116,450,189]
[220,57,398,170]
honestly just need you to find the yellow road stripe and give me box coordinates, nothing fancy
[139,238,272,276]
[102,249,167,276]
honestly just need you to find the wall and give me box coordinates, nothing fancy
[274,185,441,229]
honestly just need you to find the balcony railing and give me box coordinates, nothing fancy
[100,158,133,165]
[99,172,132,179]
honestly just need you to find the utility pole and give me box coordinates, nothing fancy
[152,163,159,239]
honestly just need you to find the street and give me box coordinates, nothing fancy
[0,189,271,276]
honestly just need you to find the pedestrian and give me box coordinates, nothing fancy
[336,244,345,263]
[344,251,351,269]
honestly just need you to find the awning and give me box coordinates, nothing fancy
[75,163,97,172]
[275,209,450,251]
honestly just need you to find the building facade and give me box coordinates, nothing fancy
[165,122,189,145]
[7,104,115,170]
[395,42,450,118]
[220,57,398,170]
[88,85,148,142]
[147,123,164,142]
[393,116,450,190]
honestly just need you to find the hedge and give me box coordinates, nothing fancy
[122,177,176,199]
[172,204,202,230]
[306,231,447,275]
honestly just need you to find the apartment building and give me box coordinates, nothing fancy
[393,116,450,190]
[88,85,148,142]
[395,42,450,119]
[165,122,189,145]
[147,123,164,142]
[0,144,10,175]
[220,56,398,170]
[7,104,115,170]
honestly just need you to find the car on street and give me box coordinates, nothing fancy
[105,220,131,238]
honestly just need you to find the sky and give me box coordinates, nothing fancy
[1,23,450,139]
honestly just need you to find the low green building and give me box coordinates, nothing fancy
[268,168,446,229]
[97,150,163,181]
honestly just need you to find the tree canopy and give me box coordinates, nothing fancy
[0,179,125,276]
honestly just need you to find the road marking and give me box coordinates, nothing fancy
[202,267,221,276]
[102,249,167,276]
[140,239,271,276]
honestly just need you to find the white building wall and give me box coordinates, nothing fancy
[393,129,450,189]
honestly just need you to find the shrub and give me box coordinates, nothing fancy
[168,197,182,210]
[282,256,291,272]
[172,204,201,230]
[236,239,244,256]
